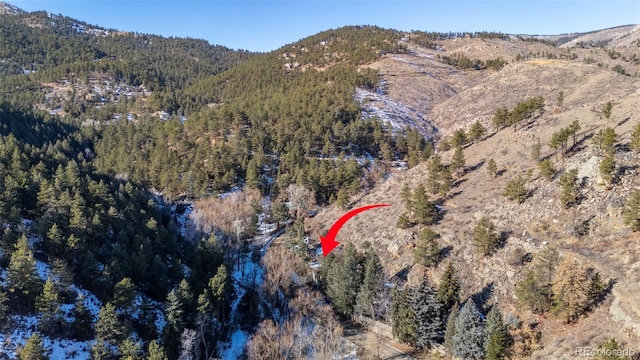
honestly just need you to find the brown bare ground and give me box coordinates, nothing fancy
[310,28,640,359]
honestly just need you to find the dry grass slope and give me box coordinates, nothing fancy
[312,26,640,359]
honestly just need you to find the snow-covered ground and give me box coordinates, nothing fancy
[217,202,280,359]
[355,87,438,141]
[217,244,267,359]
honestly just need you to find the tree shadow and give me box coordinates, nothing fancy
[391,266,410,286]
[617,164,639,177]
[525,186,537,202]
[496,169,507,177]
[572,216,594,238]
[453,178,468,188]
[433,200,450,223]
[471,281,495,313]
[438,245,453,262]
[497,230,512,251]
[585,277,617,314]
[468,159,486,172]
[617,143,631,153]
[539,152,555,162]
[616,117,630,128]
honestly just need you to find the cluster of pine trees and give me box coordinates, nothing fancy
[492,96,545,132]
[515,247,609,324]
[436,54,508,71]
[390,263,514,359]
[0,10,249,90]
[0,103,241,359]
[320,243,387,320]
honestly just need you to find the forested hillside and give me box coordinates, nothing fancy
[2,3,640,359]
[0,102,238,359]
[0,7,427,360]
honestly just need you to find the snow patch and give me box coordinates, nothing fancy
[355,87,438,140]
[45,338,91,360]
[219,330,248,360]
[35,260,52,280]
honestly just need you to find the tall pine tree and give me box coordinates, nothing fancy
[407,278,443,349]
[452,301,485,360]
[437,262,460,314]
[484,305,508,360]
[355,249,384,319]
[413,228,440,267]
[7,235,43,312]
[443,302,460,354]
[36,276,62,335]
[18,333,49,360]
[390,287,415,345]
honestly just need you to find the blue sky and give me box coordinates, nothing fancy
[11,1,640,52]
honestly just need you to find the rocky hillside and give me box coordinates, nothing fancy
[359,28,638,139]
[309,25,640,359]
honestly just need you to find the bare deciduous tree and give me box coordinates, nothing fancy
[286,184,315,219]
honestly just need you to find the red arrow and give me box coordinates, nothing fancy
[320,203,392,256]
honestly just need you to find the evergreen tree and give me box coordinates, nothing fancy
[36,276,62,334]
[585,272,606,312]
[413,228,440,267]
[176,279,195,324]
[45,223,65,258]
[396,212,411,229]
[623,190,640,231]
[335,188,349,209]
[452,301,485,360]
[568,119,581,146]
[0,290,8,324]
[412,184,436,225]
[552,256,589,323]
[599,151,616,188]
[7,235,43,312]
[556,90,564,109]
[18,333,49,360]
[451,129,468,148]
[119,338,142,360]
[327,242,361,317]
[602,101,613,122]
[355,249,384,318]
[438,166,453,198]
[112,277,137,314]
[165,289,185,332]
[443,302,460,353]
[492,107,509,132]
[486,158,497,178]
[390,288,415,345]
[531,138,542,162]
[630,124,640,154]
[468,121,487,144]
[147,340,168,360]
[400,183,413,212]
[451,145,465,177]
[94,303,127,359]
[427,154,443,194]
[437,138,451,152]
[592,128,617,154]
[407,278,443,349]
[73,294,94,341]
[559,169,579,208]
[502,175,528,204]
[595,338,630,360]
[484,306,508,360]
[437,262,460,313]
[538,159,556,181]
[473,216,500,256]
[515,271,551,314]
